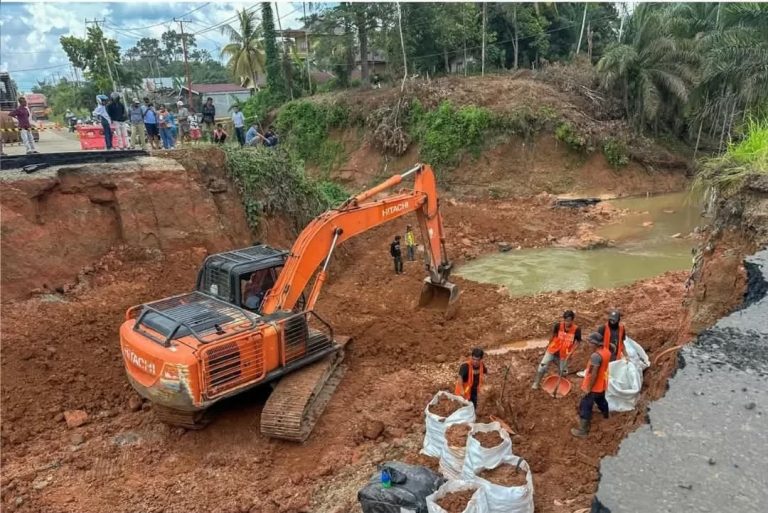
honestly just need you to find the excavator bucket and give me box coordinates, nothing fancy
[419,279,460,319]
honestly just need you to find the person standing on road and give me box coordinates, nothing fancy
[405,224,417,261]
[128,99,146,150]
[176,100,190,146]
[455,348,488,409]
[201,97,216,142]
[158,105,176,150]
[571,332,611,438]
[142,98,159,150]
[390,235,403,274]
[8,96,38,154]
[597,309,627,361]
[93,95,113,150]
[532,310,582,389]
[107,92,128,149]
[231,106,245,147]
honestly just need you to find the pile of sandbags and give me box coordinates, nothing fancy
[419,392,534,513]
[606,337,650,412]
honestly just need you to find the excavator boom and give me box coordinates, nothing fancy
[261,163,459,316]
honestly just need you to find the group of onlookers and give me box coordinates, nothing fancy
[94,94,200,150]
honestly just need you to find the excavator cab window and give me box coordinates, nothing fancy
[239,266,280,313]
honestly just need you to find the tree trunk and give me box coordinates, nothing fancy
[513,5,519,70]
[693,119,703,159]
[623,76,630,119]
[355,6,369,85]
[444,47,450,73]
[481,2,487,76]
[397,2,407,92]
[576,3,588,55]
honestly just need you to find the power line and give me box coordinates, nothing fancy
[108,3,211,32]
[5,63,71,73]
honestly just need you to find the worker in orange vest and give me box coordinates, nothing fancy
[571,332,611,438]
[597,309,627,361]
[532,310,582,389]
[455,348,488,408]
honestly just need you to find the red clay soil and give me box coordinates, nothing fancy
[472,430,505,449]
[435,489,476,513]
[428,396,465,419]
[0,173,698,513]
[478,463,528,487]
[445,423,471,448]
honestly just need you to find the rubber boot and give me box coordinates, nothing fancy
[571,418,590,438]
[531,369,545,390]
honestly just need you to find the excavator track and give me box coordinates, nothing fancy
[153,405,210,430]
[260,348,347,442]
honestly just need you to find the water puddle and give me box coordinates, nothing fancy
[457,192,701,296]
[486,339,549,355]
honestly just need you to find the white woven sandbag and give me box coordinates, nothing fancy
[623,337,650,370]
[462,422,512,479]
[468,455,534,513]
[422,391,475,458]
[606,359,643,412]
[426,480,490,513]
[439,422,472,479]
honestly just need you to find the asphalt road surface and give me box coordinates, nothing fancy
[3,126,82,155]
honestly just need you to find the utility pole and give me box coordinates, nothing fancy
[481,2,487,76]
[85,19,117,92]
[175,18,194,107]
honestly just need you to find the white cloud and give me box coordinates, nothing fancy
[0,1,305,91]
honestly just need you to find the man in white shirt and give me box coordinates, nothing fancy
[231,106,245,147]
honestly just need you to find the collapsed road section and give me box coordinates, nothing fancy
[594,249,768,513]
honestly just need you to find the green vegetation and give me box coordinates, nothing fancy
[275,100,350,172]
[602,138,630,169]
[694,118,768,196]
[224,147,347,232]
[220,9,266,90]
[554,121,588,152]
[412,101,491,169]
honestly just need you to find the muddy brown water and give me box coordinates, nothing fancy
[457,192,701,295]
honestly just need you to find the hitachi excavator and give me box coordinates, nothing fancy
[119,163,459,441]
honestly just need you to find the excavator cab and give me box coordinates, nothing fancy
[195,245,287,313]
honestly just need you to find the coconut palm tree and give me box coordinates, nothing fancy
[221,9,266,89]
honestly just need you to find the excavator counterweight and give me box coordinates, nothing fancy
[119,163,459,440]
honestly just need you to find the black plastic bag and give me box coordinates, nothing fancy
[358,461,445,513]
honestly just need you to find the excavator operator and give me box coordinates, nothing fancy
[242,270,274,311]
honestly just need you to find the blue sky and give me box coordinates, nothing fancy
[0,1,305,93]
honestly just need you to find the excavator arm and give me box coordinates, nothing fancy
[261,163,459,316]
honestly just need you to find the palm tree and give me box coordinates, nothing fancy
[221,9,266,89]
[597,3,698,132]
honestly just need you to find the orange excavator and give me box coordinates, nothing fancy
[119,163,459,441]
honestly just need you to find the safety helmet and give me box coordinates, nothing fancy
[110,92,120,100]
[177,100,184,106]
[96,94,109,103]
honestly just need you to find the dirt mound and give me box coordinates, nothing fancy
[445,423,471,447]
[436,489,476,513]
[429,396,464,419]
[478,463,528,487]
[472,430,504,449]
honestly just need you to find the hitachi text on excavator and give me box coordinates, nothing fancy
[118,163,459,441]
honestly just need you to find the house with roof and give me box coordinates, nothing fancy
[179,83,252,115]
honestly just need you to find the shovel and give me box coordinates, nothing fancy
[542,351,575,398]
